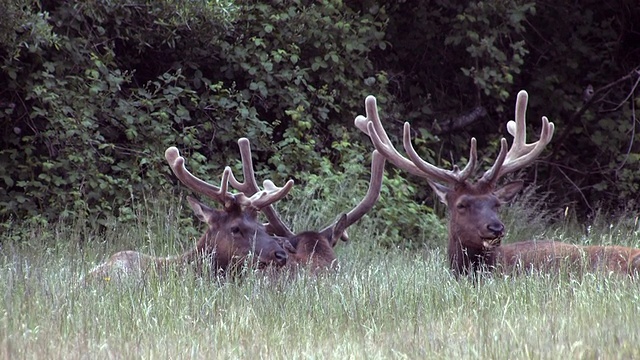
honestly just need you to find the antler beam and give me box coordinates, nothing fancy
[355,95,477,186]
[355,91,554,188]
[318,149,386,239]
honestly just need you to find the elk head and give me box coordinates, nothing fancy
[165,146,292,273]
[355,91,554,276]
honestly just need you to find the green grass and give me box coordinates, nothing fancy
[2,198,640,359]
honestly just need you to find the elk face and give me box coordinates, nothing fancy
[434,182,523,250]
[188,196,288,272]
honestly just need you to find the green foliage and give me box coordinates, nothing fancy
[3,0,640,247]
[372,1,640,219]
[521,2,640,213]
[0,0,394,236]
[447,1,534,103]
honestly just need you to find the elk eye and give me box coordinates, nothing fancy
[230,226,241,235]
[456,202,467,210]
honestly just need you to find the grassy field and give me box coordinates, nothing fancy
[2,198,640,359]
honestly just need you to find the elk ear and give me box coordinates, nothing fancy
[494,181,524,203]
[428,181,450,205]
[187,196,215,223]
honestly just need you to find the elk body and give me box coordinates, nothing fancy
[83,148,293,284]
[85,115,385,283]
[87,197,287,281]
[356,90,640,277]
[85,197,288,283]
[499,241,640,275]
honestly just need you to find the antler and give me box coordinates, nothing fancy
[165,146,294,210]
[479,90,555,185]
[226,138,296,237]
[355,91,554,187]
[354,95,477,186]
[318,149,386,241]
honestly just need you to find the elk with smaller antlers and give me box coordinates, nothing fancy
[356,90,640,277]
[85,124,385,282]
[224,137,386,272]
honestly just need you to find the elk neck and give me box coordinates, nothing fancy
[448,233,499,276]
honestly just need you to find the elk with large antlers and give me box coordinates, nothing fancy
[85,125,385,282]
[356,90,640,277]
[225,137,386,271]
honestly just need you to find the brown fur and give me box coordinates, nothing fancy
[498,240,640,276]
[434,180,523,277]
[278,214,349,272]
[83,196,288,284]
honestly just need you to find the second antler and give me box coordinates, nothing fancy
[224,137,385,247]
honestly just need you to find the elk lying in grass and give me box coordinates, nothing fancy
[83,150,293,284]
[224,137,385,271]
[356,90,640,277]
[85,131,385,282]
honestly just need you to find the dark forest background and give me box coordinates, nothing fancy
[1,0,639,245]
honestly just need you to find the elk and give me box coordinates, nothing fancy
[83,146,293,284]
[223,137,386,271]
[355,90,640,277]
[85,131,385,282]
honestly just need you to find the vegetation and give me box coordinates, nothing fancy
[2,2,639,357]
[2,196,640,359]
[1,1,639,245]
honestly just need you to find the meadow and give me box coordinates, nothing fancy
[2,194,640,359]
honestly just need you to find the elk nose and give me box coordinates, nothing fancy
[274,250,288,266]
[487,223,504,237]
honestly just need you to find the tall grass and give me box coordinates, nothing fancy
[2,195,640,359]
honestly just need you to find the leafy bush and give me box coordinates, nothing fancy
[0,0,403,241]
[3,0,639,247]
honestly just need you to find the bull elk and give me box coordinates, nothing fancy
[223,137,385,271]
[85,128,385,282]
[83,148,293,284]
[356,90,640,277]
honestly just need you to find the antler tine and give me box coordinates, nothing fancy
[456,137,478,180]
[228,138,295,237]
[480,90,555,184]
[356,95,471,185]
[319,150,386,237]
[228,138,259,193]
[237,179,294,210]
[479,138,509,184]
[165,147,233,204]
[356,96,425,178]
